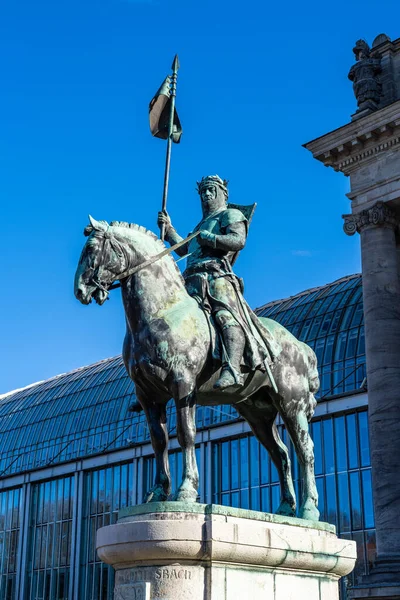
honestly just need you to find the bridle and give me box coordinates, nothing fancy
[88,230,130,297]
[86,227,200,299]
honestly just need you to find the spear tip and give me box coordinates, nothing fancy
[171,54,180,72]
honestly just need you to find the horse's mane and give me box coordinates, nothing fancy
[110,220,167,254]
[109,220,184,282]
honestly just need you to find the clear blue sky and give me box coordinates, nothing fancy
[1,0,398,393]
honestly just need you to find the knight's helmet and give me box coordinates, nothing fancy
[353,39,370,59]
[196,175,229,200]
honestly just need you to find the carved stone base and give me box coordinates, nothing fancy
[348,555,400,599]
[96,503,356,600]
[348,583,400,599]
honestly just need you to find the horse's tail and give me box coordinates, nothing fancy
[304,343,319,422]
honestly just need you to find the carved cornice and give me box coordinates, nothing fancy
[304,100,400,175]
[337,134,400,172]
[343,201,398,235]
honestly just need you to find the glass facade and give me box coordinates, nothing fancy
[25,477,74,600]
[0,274,372,599]
[80,463,134,600]
[257,274,365,398]
[211,410,375,587]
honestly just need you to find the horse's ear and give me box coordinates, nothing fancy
[88,215,107,232]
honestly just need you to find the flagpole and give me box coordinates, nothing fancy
[160,54,180,241]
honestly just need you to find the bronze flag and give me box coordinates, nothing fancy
[149,76,182,143]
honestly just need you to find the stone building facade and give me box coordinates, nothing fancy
[305,32,400,600]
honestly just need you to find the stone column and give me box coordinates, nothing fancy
[343,202,400,590]
[397,243,400,282]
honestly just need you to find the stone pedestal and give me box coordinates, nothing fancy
[96,503,356,600]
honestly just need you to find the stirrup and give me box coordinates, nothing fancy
[214,367,244,390]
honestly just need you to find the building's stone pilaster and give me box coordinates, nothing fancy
[304,35,400,596]
[344,203,400,580]
[397,244,400,282]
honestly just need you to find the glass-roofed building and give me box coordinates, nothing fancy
[0,273,373,600]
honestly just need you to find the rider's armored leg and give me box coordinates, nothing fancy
[214,310,245,390]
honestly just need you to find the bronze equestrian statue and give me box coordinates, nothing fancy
[74,175,320,521]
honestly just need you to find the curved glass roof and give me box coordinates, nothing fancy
[256,273,365,398]
[0,274,365,478]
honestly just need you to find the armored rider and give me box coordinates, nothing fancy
[158,175,275,391]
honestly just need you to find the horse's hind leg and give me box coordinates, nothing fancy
[282,410,320,521]
[236,403,296,517]
[173,395,198,502]
[141,401,171,503]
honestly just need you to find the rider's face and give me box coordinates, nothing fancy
[200,185,224,215]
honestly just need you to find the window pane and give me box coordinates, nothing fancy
[326,476,338,529]
[312,421,323,475]
[231,440,239,490]
[261,487,270,513]
[349,472,362,530]
[323,419,335,474]
[221,442,230,492]
[358,412,370,467]
[335,417,347,472]
[346,414,359,470]
[250,436,260,487]
[212,445,219,497]
[346,329,359,358]
[220,492,230,507]
[362,470,375,528]
[334,332,347,360]
[240,489,249,510]
[338,473,351,532]
[240,438,249,489]
[251,487,260,511]
[231,492,239,508]
[260,446,269,484]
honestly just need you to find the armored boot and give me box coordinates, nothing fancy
[214,325,245,390]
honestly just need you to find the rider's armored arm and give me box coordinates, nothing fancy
[199,221,246,251]
[215,222,246,251]
[165,227,189,257]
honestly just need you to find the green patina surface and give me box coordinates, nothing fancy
[118,502,335,533]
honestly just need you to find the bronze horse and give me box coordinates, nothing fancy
[74,217,320,521]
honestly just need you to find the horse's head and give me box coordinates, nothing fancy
[74,216,131,306]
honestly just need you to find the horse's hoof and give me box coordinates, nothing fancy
[299,501,320,522]
[143,486,169,503]
[276,501,296,517]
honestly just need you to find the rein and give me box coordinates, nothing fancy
[93,230,200,295]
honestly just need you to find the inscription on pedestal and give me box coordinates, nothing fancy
[155,568,192,581]
[115,566,195,599]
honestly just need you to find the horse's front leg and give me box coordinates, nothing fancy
[142,401,171,503]
[173,395,198,502]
